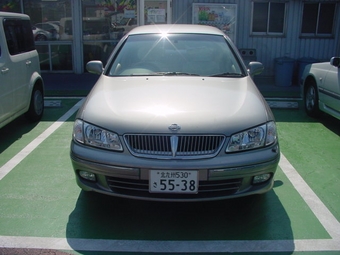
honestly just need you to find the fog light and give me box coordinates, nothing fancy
[79,171,96,181]
[253,173,271,184]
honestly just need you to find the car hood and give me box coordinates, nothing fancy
[79,76,272,135]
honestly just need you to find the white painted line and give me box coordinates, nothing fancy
[279,153,340,240]
[0,99,84,181]
[1,236,340,253]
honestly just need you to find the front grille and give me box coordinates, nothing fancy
[106,176,242,200]
[124,134,225,159]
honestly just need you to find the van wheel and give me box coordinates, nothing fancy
[25,85,44,122]
[304,79,320,118]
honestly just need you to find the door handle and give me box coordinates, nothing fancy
[1,67,9,74]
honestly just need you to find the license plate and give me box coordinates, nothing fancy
[149,170,198,194]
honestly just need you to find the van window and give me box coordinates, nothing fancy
[3,19,35,55]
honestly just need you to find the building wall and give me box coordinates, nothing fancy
[2,0,338,75]
[172,0,340,77]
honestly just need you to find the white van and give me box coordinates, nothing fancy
[0,12,44,129]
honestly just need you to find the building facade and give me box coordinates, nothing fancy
[1,0,339,78]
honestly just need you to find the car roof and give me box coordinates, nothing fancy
[0,11,30,20]
[128,24,226,36]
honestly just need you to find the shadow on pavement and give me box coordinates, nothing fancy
[66,182,294,254]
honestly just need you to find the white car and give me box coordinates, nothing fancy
[301,57,340,119]
[33,22,59,40]
[0,12,44,129]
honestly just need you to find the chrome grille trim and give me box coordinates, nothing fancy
[124,134,226,159]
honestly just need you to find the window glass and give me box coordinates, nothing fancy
[145,0,167,24]
[53,44,72,70]
[252,2,268,33]
[4,19,34,55]
[317,4,335,34]
[252,2,286,35]
[82,0,137,65]
[268,3,285,33]
[301,3,336,36]
[0,0,21,13]
[22,0,72,71]
[4,21,18,55]
[107,34,243,77]
[301,3,319,34]
[23,1,71,42]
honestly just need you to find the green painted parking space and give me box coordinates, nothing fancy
[275,103,340,222]
[0,99,80,166]
[0,99,339,254]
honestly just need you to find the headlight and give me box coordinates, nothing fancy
[226,121,277,152]
[73,119,123,151]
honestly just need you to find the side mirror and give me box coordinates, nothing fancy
[86,61,103,75]
[248,61,264,76]
[330,57,340,68]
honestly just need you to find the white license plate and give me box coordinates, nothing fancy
[149,170,198,194]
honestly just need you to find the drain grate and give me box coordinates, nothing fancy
[267,101,299,109]
[44,100,62,108]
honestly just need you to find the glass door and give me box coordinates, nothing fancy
[139,0,171,25]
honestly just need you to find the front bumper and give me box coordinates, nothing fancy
[70,141,280,202]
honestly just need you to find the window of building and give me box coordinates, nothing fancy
[145,0,167,24]
[301,2,336,37]
[81,0,137,67]
[23,0,73,71]
[0,0,21,13]
[252,1,286,36]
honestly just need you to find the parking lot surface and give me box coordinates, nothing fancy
[0,98,339,255]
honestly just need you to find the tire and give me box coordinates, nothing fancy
[35,34,47,41]
[25,84,44,122]
[304,79,321,118]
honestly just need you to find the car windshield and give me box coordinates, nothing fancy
[106,33,245,77]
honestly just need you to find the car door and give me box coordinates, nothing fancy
[4,19,32,115]
[320,62,340,112]
[0,19,15,125]
[15,19,36,112]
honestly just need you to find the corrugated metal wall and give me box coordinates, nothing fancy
[172,0,340,77]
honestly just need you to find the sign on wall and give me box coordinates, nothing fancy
[147,9,166,23]
[192,3,237,42]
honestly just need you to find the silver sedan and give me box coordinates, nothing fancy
[70,24,280,201]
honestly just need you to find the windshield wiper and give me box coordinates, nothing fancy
[210,72,246,77]
[154,72,200,76]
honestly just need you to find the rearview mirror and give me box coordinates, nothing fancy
[248,62,264,76]
[330,57,340,68]
[86,61,103,75]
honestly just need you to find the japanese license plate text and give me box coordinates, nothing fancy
[149,170,198,194]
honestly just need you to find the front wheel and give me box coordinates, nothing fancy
[25,85,44,122]
[304,79,321,118]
